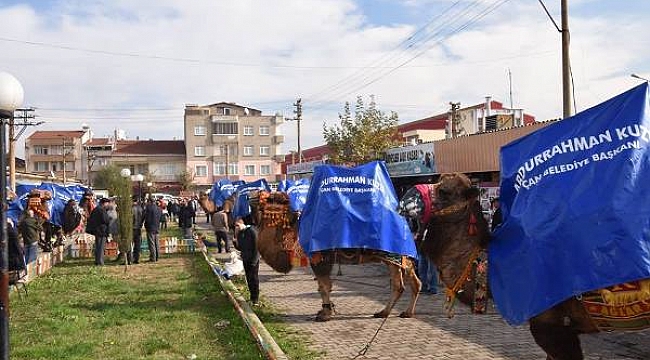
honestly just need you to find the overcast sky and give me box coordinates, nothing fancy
[1,0,648,158]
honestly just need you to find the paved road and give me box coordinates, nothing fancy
[195,221,649,359]
[258,262,650,360]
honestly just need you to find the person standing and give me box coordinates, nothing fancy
[178,198,195,239]
[159,200,168,230]
[190,196,199,225]
[234,217,260,306]
[132,197,145,264]
[19,209,42,265]
[144,198,163,262]
[491,197,503,232]
[87,198,111,266]
[211,208,231,253]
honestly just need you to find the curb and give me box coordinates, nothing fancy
[200,249,288,360]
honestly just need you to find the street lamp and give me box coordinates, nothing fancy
[0,71,24,360]
[131,174,144,202]
[146,182,153,200]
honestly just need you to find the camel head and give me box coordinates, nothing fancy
[434,173,478,210]
[198,191,217,214]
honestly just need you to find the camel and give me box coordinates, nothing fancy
[248,190,422,322]
[399,173,650,360]
[198,191,235,225]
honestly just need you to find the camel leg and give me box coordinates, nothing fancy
[530,319,584,360]
[311,261,335,322]
[399,260,421,318]
[374,263,405,318]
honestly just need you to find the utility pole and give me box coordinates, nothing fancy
[62,137,67,185]
[11,108,39,191]
[561,0,572,118]
[448,102,461,138]
[293,98,303,163]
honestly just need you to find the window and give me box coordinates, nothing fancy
[213,162,238,175]
[214,162,225,175]
[259,125,270,136]
[243,125,254,136]
[34,146,49,155]
[65,161,74,171]
[51,161,63,171]
[195,165,207,177]
[223,108,231,115]
[194,125,206,136]
[162,164,175,175]
[260,165,271,175]
[213,122,238,135]
[35,162,48,171]
[194,146,205,157]
[243,145,253,156]
[244,165,255,175]
[259,145,270,156]
[50,145,63,155]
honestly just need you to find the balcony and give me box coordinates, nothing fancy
[271,115,284,125]
[272,135,284,144]
[211,115,238,122]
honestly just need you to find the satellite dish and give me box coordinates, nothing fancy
[244,107,250,115]
[81,123,90,132]
[50,170,56,178]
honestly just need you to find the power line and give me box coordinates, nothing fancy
[304,0,464,103]
[537,0,561,33]
[307,0,512,113]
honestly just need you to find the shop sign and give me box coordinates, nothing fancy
[384,143,436,176]
[287,159,326,174]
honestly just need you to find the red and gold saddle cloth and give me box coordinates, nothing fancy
[582,279,650,331]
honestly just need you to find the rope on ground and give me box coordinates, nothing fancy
[351,315,390,359]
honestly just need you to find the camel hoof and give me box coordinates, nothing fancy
[373,311,389,318]
[315,311,331,322]
[398,312,414,318]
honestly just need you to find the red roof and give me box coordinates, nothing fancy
[86,138,112,146]
[28,130,86,139]
[113,140,185,155]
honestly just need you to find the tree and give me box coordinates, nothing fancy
[323,96,401,165]
[178,170,194,191]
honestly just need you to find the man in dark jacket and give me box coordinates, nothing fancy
[491,198,503,232]
[178,198,195,239]
[87,198,111,266]
[19,209,42,264]
[144,198,163,262]
[132,197,145,264]
[234,217,260,306]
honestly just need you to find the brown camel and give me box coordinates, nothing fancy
[400,173,650,360]
[248,190,422,321]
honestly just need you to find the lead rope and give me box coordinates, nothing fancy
[444,247,480,318]
[351,277,399,359]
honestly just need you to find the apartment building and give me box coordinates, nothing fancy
[184,102,284,187]
[25,130,92,183]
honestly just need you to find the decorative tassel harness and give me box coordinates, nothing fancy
[426,197,488,317]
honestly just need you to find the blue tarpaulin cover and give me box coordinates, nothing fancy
[209,179,245,207]
[8,183,89,226]
[490,83,650,325]
[232,179,270,219]
[298,161,417,258]
[277,180,293,193]
[286,178,310,212]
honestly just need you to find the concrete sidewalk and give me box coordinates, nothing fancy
[194,221,649,359]
[258,262,650,360]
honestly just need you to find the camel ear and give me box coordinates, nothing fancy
[464,186,480,200]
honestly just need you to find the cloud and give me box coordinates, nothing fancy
[0,0,648,158]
